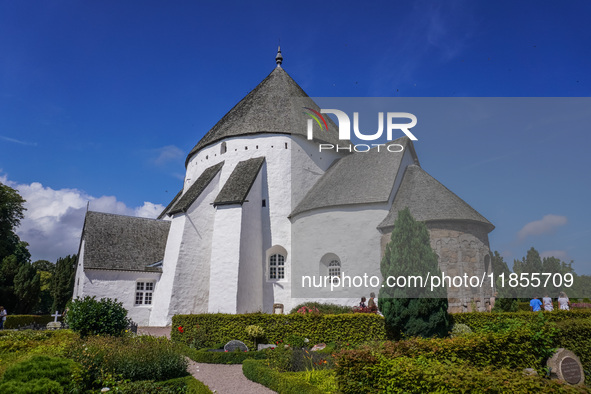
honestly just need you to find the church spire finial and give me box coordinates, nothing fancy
[275,45,283,67]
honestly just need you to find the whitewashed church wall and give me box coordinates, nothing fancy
[208,205,243,313]
[291,204,389,302]
[150,172,221,325]
[237,169,264,313]
[73,239,86,299]
[168,175,221,317]
[82,270,161,326]
[290,135,347,209]
[149,215,186,326]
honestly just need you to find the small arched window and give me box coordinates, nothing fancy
[221,142,227,155]
[328,259,341,283]
[269,253,285,280]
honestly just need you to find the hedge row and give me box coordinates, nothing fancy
[553,319,591,372]
[114,376,213,393]
[183,347,268,364]
[171,313,387,349]
[451,309,591,331]
[335,355,584,394]
[242,359,323,394]
[3,315,55,329]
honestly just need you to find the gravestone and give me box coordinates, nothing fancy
[546,348,585,385]
[46,311,62,330]
[224,340,249,352]
[257,344,277,351]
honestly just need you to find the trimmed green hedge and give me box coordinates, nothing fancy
[115,376,212,393]
[172,313,386,349]
[335,355,584,394]
[553,319,591,373]
[183,347,268,364]
[243,359,323,393]
[451,309,591,331]
[4,315,54,329]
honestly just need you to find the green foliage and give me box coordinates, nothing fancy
[66,296,130,337]
[114,376,212,393]
[0,355,84,393]
[13,262,41,314]
[51,255,76,313]
[266,346,333,373]
[172,313,386,350]
[68,335,188,382]
[0,329,77,356]
[289,302,353,315]
[3,314,54,329]
[553,319,591,373]
[451,309,591,331]
[0,241,34,313]
[335,355,583,394]
[184,347,268,364]
[242,359,324,394]
[493,297,519,312]
[0,182,26,259]
[449,323,472,338]
[378,208,450,339]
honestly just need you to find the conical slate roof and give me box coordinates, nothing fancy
[186,65,340,165]
[378,165,494,232]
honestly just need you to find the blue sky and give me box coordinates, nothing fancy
[1,0,590,273]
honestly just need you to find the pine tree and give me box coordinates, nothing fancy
[378,208,449,339]
[51,255,77,313]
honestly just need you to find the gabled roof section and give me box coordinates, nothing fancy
[168,161,224,215]
[291,137,417,217]
[378,165,494,232]
[157,189,183,219]
[214,157,265,206]
[186,66,340,166]
[82,211,170,272]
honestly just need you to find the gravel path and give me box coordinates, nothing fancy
[138,327,276,394]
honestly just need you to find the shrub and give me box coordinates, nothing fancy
[0,355,85,393]
[3,314,54,329]
[243,359,323,393]
[336,355,584,394]
[66,296,130,337]
[449,323,472,338]
[379,208,450,339]
[114,376,212,393]
[172,312,386,350]
[553,318,591,372]
[183,347,268,364]
[289,302,353,315]
[0,378,63,394]
[68,335,188,382]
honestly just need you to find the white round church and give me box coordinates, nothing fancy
[73,49,495,326]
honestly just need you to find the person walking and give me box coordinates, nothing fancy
[542,295,554,311]
[0,306,7,329]
[558,291,570,310]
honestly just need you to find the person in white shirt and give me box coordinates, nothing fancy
[0,306,7,329]
[542,295,554,311]
[557,292,570,310]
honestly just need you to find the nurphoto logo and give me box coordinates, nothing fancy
[303,107,417,153]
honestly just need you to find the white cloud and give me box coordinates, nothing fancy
[540,250,571,262]
[0,174,165,263]
[0,135,37,146]
[517,214,568,242]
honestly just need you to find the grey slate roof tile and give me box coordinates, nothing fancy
[185,67,341,166]
[168,162,224,215]
[378,164,494,232]
[290,137,417,217]
[82,211,170,272]
[214,157,265,206]
[157,189,183,219]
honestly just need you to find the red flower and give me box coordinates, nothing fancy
[225,350,228,352]
[177,326,184,333]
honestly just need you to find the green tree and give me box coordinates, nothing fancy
[33,260,55,314]
[490,251,518,312]
[0,182,26,259]
[378,208,449,339]
[51,255,77,313]
[14,262,41,313]
[66,296,130,337]
[0,241,32,312]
